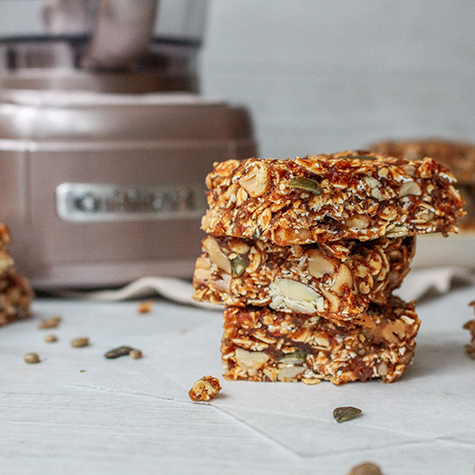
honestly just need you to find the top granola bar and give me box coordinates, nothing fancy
[202,150,465,245]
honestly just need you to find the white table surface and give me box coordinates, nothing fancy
[2,284,475,475]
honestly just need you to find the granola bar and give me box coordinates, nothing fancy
[222,297,420,385]
[193,235,414,323]
[202,151,465,245]
[368,139,475,185]
[0,267,34,326]
[369,139,475,229]
[463,300,475,358]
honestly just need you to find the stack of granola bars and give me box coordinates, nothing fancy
[0,224,34,327]
[193,151,464,384]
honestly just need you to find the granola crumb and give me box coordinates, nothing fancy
[189,376,222,402]
[138,301,153,314]
[348,461,383,475]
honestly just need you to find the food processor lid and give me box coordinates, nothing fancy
[0,0,207,45]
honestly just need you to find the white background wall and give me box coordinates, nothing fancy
[200,1,475,159]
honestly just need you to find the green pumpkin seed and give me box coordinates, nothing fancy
[287,177,322,195]
[231,255,249,276]
[279,348,308,365]
[333,406,362,423]
[104,346,133,359]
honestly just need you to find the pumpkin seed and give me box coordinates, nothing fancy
[333,406,362,423]
[287,177,322,195]
[279,348,308,365]
[231,255,249,276]
[104,346,134,359]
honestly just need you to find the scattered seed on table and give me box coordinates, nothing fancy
[38,315,62,329]
[333,406,362,423]
[24,352,40,364]
[44,334,57,343]
[104,346,134,359]
[348,461,383,475]
[70,337,89,348]
[138,301,153,314]
[129,349,142,359]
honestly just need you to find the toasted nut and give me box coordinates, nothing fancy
[399,180,421,198]
[138,301,153,314]
[329,264,353,295]
[44,334,57,343]
[307,248,335,278]
[71,337,89,348]
[238,163,268,197]
[269,279,324,314]
[386,225,409,238]
[345,216,370,229]
[347,461,382,475]
[277,365,303,381]
[189,375,222,402]
[24,352,40,364]
[235,348,269,376]
[202,236,232,273]
[38,315,62,329]
[302,377,321,385]
[129,349,142,359]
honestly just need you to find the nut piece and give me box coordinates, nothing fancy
[44,334,57,343]
[24,352,40,364]
[138,301,153,314]
[238,163,268,197]
[307,248,335,278]
[202,236,232,273]
[70,337,89,348]
[347,461,383,475]
[398,180,421,198]
[38,315,62,329]
[235,348,269,376]
[269,279,324,314]
[129,349,143,359]
[189,375,222,402]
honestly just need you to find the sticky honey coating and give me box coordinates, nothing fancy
[221,297,420,385]
[202,151,465,246]
[193,235,415,324]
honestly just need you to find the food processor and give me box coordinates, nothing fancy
[0,0,257,289]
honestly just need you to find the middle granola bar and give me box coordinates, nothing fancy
[193,235,414,323]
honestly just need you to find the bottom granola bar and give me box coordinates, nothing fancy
[222,297,420,385]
